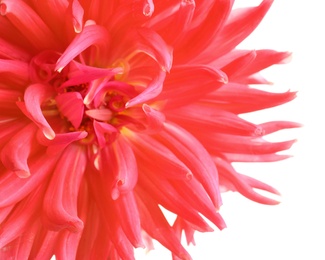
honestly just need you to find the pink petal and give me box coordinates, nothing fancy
[0,0,59,50]
[216,157,280,205]
[54,230,82,260]
[131,134,193,181]
[93,120,118,148]
[161,122,222,208]
[37,131,88,154]
[142,104,165,132]
[55,24,110,72]
[176,0,233,63]
[59,62,122,89]
[0,38,31,60]
[1,123,38,178]
[114,192,144,248]
[100,136,138,200]
[43,144,86,232]
[55,92,84,129]
[0,59,29,84]
[135,187,193,260]
[0,153,58,208]
[156,65,227,109]
[126,70,166,108]
[0,184,45,248]
[20,83,56,140]
[197,0,273,62]
[69,0,84,33]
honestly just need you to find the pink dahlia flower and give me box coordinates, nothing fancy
[0,0,298,259]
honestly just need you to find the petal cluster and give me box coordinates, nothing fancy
[0,0,298,259]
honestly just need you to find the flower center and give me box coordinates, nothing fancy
[24,51,138,147]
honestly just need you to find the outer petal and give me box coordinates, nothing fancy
[1,123,38,178]
[0,153,58,208]
[0,0,59,50]
[135,186,193,260]
[101,135,138,200]
[156,65,227,109]
[43,144,86,232]
[160,122,222,208]
[196,0,273,62]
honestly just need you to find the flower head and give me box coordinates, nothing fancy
[0,0,298,259]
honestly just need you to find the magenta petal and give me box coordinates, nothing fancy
[55,92,84,129]
[43,144,86,232]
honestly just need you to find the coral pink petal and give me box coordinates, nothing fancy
[43,144,86,232]
[142,104,165,132]
[70,0,84,33]
[55,92,84,129]
[0,38,31,60]
[114,192,144,248]
[1,123,38,178]
[198,0,273,62]
[93,120,118,148]
[161,122,222,208]
[0,153,58,208]
[157,65,227,109]
[37,131,88,154]
[21,83,56,139]
[126,70,166,108]
[0,59,29,84]
[131,134,193,181]
[55,230,82,260]
[60,62,122,89]
[0,0,58,50]
[55,24,110,72]
[101,136,138,200]
[136,188,192,260]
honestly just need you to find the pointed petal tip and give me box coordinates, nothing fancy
[15,170,31,178]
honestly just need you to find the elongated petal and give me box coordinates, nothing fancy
[0,153,58,208]
[101,136,138,200]
[160,123,222,208]
[216,157,280,205]
[198,0,273,62]
[43,144,86,232]
[20,83,56,139]
[0,0,58,50]
[156,65,227,109]
[114,192,144,248]
[55,24,110,72]
[1,123,38,178]
[0,59,29,84]
[135,186,193,260]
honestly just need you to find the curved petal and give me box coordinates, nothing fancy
[156,65,227,109]
[0,0,59,50]
[55,92,84,129]
[20,83,56,139]
[1,123,38,178]
[101,136,138,200]
[43,144,86,232]
[55,24,110,72]
[160,122,222,208]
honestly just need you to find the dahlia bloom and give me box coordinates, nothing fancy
[0,0,298,259]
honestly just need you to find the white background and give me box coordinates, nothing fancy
[136,1,325,259]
